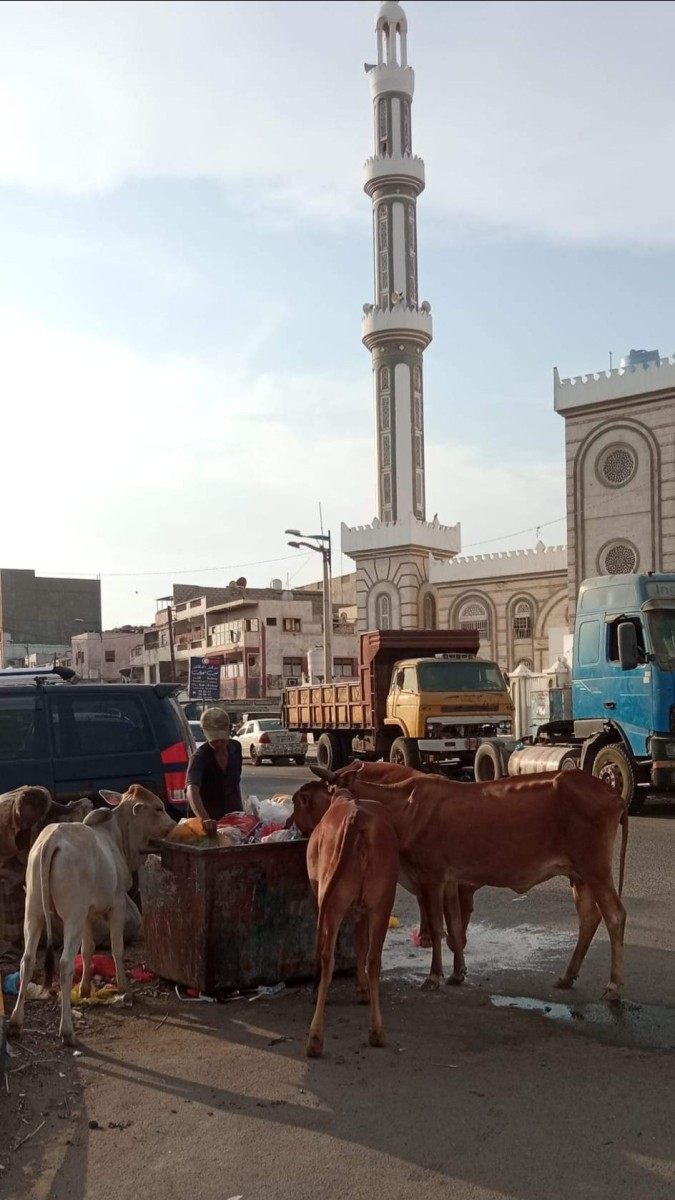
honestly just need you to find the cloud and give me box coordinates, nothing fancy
[0,308,565,624]
[2,1,675,243]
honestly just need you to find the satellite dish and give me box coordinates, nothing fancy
[236,577,247,588]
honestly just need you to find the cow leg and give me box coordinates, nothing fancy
[366,910,390,1048]
[354,914,369,1004]
[555,882,601,990]
[79,920,95,999]
[109,898,129,992]
[420,880,445,991]
[59,925,83,1046]
[589,880,626,1002]
[418,897,432,948]
[8,913,43,1038]
[444,884,466,985]
[307,906,346,1058]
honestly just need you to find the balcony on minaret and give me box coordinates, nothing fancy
[363,151,424,194]
[362,301,432,351]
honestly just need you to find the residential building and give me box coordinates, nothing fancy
[133,581,358,697]
[0,567,101,667]
[71,627,145,682]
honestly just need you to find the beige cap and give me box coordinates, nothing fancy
[200,707,231,744]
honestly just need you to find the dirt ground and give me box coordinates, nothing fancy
[3,896,675,1200]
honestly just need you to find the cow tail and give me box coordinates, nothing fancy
[315,811,360,963]
[618,805,629,898]
[39,837,57,990]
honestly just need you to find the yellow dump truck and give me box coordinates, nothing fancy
[282,630,514,777]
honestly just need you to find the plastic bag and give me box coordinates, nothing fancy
[261,829,298,843]
[245,795,293,826]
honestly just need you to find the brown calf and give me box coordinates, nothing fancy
[305,788,399,1058]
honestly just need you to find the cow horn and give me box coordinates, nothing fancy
[309,764,335,783]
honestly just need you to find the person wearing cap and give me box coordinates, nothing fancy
[186,707,243,835]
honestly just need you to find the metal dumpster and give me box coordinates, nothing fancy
[140,840,356,994]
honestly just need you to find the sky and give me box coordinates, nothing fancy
[2,0,675,626]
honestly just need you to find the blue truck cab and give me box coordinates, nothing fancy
[571,572,675,812]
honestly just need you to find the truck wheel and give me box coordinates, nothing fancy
[590,744,642,814]
[474,740,508,782]
[317,732,346,772]
[389,737,421,770]
[292,756,307,767]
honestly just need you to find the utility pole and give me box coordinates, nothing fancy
[285,526,334,682]
[167,602,177,681]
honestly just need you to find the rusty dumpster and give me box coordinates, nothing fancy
[139,839,356,994]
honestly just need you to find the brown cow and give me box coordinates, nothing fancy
[304,787,398,1058]
[305,766,629,999]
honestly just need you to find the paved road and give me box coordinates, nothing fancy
[6,769,675,1199]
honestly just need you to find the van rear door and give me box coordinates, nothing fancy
[48,691,161,802]
[0,688,54,793]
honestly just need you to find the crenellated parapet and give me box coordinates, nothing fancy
[342,515,461,558]
[430,544,567,583]
[554,357,675,413]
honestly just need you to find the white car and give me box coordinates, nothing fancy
[235,719,307,766]
[188,720,205,748]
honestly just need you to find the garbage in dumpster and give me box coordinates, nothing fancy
[261,829,301,843]
[167,819,241,849]
[245,795,294,826]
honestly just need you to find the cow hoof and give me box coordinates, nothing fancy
[554,976,574,991]
[446,972,465,987]
[369,1029,386,1048]
[356,988,369,1006]
[602,985,622,1006]
[419,935,432,949]
[7,1018,22,1039]
[60,1031,77,1048]
[306,1036,323,1059]
[421,976,441,992]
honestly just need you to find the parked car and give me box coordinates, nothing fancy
[188,720,205,748]
[235,718,306,766]
[0,670,195,817]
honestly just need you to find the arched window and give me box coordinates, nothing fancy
[512,600,533,640]
[376,593,392,631]
[458,600,489,639]
[423,592,436,629]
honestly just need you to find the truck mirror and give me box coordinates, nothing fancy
[617,621,639,672]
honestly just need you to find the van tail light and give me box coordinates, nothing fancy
[259,732,271,745]
[300,733,307,744]
[161,741,188,804]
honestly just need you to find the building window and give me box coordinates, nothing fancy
[283,657,303,681]
[512,601,532,640]
[266,617,277,626]
[247,654,260,674]
[381,393,391,429]
[378,206,389,300]
[377,97,388,153]
[407,204,417,305]
[597,444,637,489]
[334,659,355,678]
[379,365,390,390]
[414,434,423,468]
[283,617,301,632]
[244,618,259,632]
[423,593,437,629]
[401,99,411,154]
[376,593,392,630]
[104,649,116,663]
[382,434,391,468]
[458,601,489,640]
[415,471,424,514]
[600,541,639,576]
[383,473,392,505]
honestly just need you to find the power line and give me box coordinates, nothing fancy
[49,553,305,581]
[462,514,566,551]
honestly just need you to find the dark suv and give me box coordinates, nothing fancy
[0,670,194,816]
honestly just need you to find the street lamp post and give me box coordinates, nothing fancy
[285,528,333,683]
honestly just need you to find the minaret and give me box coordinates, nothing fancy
[342,0,460,632]
[362,0,431,523]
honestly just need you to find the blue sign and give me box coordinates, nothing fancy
[188,656,221,701]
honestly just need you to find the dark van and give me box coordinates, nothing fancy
[0,669,194,816]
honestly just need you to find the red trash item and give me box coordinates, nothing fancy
[217,813,258,835]
[411,929,422,947]
[72,954,117,984]
[130,968,155,983]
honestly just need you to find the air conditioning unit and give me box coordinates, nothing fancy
[285,677,299,686]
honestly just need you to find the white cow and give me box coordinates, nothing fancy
[9,784,173,1045]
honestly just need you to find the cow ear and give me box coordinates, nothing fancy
[99,789,123,807]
